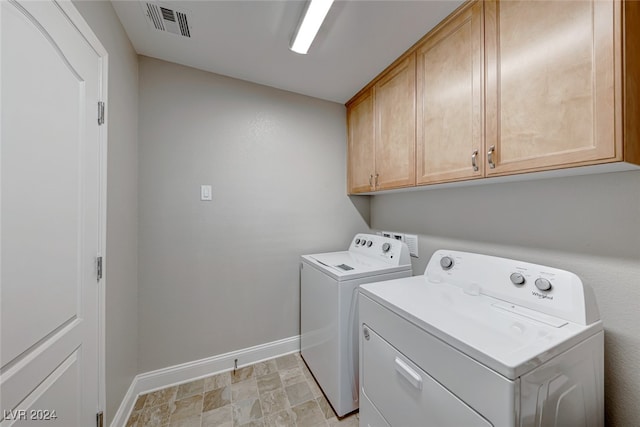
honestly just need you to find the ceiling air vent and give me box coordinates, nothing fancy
[144,2,191,37]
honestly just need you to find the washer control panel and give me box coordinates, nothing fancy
[425,249,600,326]
[350,234,411,266]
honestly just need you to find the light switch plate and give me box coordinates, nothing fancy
[405,234,419,258]
[200,185,212,201]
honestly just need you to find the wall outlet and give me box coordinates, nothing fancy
[405,234,419,258]
[381,231,393,239]
[392,233,405,242]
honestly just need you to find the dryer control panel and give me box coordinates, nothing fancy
[350,234,411,266]
[425,250,600,326]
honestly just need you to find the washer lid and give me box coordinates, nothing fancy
[360,276,603,380]
[302,252,410,281]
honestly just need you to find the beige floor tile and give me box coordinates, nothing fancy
[237,420,265,427]
[201,405,233,427]
[231,366,255,384]
[254,360,278,378]
[144,386,178,408]
[203,386,232,412]
[125,410,141,427]
[279,367,305,388]
[299,362,316,384]
[290,400,326,427]
[169,414,201,427]
[306,378,323,399]
[260,388,290,417]
[285,382,314,407]
[232,377,260,402]
[176,379,205,400]
[275,354,298,371]
[170,394,203,422]
[315,396,335,420]
[137,403,172,426]
[257,372,283,394]
[205,371,232,392]
[326,414,358,427]
[123,353,358,427]
[264,409,297,427]
[133,395,148,411]
[232,397,263,425]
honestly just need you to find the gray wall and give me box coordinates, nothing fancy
[370,170,640,426]
[73,1,139,424]
[138,57,370,372]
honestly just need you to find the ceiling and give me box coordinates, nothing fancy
[112,0,464,104]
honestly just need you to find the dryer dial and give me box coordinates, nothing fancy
[535,278,552,291]
[440,256,454,270]
[510,273,526,285]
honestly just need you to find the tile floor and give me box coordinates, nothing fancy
[125,353,359,427]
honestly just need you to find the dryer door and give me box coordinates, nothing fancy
[362,325,492,427]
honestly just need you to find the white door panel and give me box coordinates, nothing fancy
[1,1,103,425]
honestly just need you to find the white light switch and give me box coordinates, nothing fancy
[200,185,212,201]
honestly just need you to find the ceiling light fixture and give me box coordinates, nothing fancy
[290,0,335,55]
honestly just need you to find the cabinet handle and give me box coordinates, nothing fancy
[369,174,373,188]
[374,173,379,189]
[394,357,423,390]
[488,145,496,169]
[471,149,479,172]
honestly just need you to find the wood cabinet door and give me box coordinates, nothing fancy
[416,0,484,185]
[347,90,375,194]
[485,0,620,176]
[374,54,416,190]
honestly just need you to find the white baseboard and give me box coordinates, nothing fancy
[109,335,300,427]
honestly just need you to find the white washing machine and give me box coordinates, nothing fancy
[301,234,412,417]
[359,250,604,427]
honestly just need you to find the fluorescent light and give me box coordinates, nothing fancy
[290,0,335,54]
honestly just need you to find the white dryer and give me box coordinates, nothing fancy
[301,234,412,417]
[359,250,604,427]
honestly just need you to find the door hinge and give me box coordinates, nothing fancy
[97,256,103,281]
[98,101,105,125]
[96,411,104,427]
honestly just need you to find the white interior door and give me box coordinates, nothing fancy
[1,1,103,425]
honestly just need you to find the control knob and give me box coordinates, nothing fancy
[382,243,391,253]
[440,256,454,270]
[367,241,373,247]
[535,278,552,291]
[510,273,526,286]
[361,239,367,246]
[355,238,361,245]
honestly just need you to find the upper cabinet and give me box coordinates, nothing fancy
[416,0,483,185]
[485,0,619,175]
[347,90,375,194]
[347,55,416,194]
[346,0,639,194]
[374,55,416,191]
